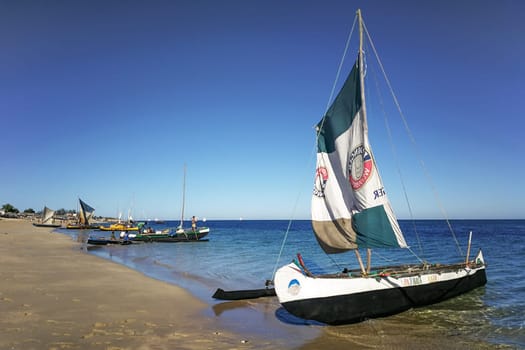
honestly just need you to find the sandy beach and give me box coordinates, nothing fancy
[1,219,513,350]
[0,219,264,350]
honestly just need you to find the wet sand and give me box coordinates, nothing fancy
[0,219,267,349]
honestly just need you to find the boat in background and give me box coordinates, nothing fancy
[33,206,62,228]
[131,225,210,243]
[133,164,209,242]
[98,223,140,231]
[86,236,133,246]
[66,198,99,229]
[273,9,486,325]
[174,164,210,237]
[131,230,209,243]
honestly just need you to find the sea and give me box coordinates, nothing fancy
[58,219,524,349]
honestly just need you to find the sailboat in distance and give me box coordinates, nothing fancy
[33,206,61,228]
[66,198,98,229]
[133,164,210,242]
[174,164,210,237]
[273,9,487,325]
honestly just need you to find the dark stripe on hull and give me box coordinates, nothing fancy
[134,232,208,242]
[32,223,61,228]
[281,268,487,325]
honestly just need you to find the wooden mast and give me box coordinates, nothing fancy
[354,9,369,276]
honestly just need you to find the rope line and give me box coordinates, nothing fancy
[271,14,358,281]
[363,21,464,258]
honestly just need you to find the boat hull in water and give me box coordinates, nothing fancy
[98,224,139,231]
[132,227,210,242]
[275,250,487,325]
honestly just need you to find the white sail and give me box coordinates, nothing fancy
[42,206,55,224]
[311,55,406,253]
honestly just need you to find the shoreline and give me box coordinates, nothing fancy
[1,219,512,350]
[0,219,271,349]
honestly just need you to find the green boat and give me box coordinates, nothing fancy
[131,227,209,242]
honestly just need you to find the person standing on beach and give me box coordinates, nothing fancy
[191,216,197,232]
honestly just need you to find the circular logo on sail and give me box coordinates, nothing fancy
[313,166,329,197]
[348,145,373,190]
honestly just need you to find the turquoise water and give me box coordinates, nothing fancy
[59,219,525,348]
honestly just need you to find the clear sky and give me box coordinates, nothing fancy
[1,0,523,220]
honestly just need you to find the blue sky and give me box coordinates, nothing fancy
[1,1,523,220]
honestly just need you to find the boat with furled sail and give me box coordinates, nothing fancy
[133,165,209,242]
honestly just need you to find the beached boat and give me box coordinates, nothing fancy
[66,198,99,229]
[272,10,487,325]
[33,206,61,228]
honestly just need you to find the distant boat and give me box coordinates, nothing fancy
[86,237,133,246]
[98,223,139,232]
[131,230,209,243]
[66,198,99,229]
[134,164,209,242]
[33,206,61,228]
[174,164,210,238]
[272,9,487,325]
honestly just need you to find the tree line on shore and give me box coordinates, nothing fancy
[1,203,76,217]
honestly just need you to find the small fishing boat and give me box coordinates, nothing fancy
[132,228,209,242]
[33,206,61,228]
[66,198,99,229]
[134,164,210,243]
[86,237,133,245]
[98,223,139,232]
[272,9,487,325]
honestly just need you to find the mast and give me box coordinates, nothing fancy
[356,9,372,275]
[179,164,186,228]
[357,9,367,127]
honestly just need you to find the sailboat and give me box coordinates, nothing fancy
[273,10,487,325]
[33,206,61,228]
[66,198,99,229]
[133,165,210,242]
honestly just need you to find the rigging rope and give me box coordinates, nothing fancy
[367,46,425,260]
[362,21,464,258]
[271,15,358,281]
[324,16,358,114]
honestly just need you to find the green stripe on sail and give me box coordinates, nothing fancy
[352,205,400,248]
[317,58,362,154]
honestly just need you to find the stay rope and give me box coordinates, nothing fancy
[270,15,358,282]
[366,42,425,260]
[363,21,464,258]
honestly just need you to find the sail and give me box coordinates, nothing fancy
[42,206,55,224]
[311,54,407,254]
[78,199,95,226]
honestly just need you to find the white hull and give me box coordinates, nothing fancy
[274,250,487,324]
